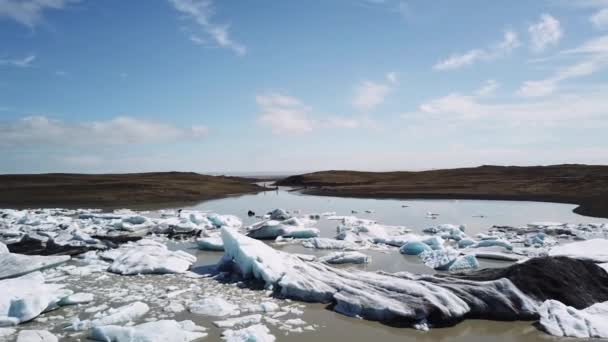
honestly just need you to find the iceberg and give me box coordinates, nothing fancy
[16,330,58,342]
[58,292,94,305]
[302,238,359,250]
[419,248,460,270]
[89,320,207,342]
[0,272,72,326]
[208,214,243,229]
[218,228,538,327]
[318,251,370,264]
[214,314,263,328]
[69,302,150,331]
[222,324,276,342]
[189,297,238,317]
[197,237,225,251]
[539,300,608,338]
[247,219,319,240]
[106,239,196,275]
[399,241,431,256]
[268,209,291,221]
[0,253,70,280]
[549,239,608,263]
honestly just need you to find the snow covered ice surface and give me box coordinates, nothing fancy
[539,300,608,338]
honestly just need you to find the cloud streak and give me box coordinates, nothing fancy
[0,0,77,28]
[0,116,208,147]
[433,31,520,71]
[168,0,246,56]
[0,54,36,68]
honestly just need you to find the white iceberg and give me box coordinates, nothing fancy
[539,299,608,338]
[214,314,263,328]
[549,239,608,263]
[302,238,359,250]
[318,251,370,264]
[106,239,196,275]
[189,297,238,317]
[58,292,94,305]
[222,324,275,342]
[16,330,58,342]
[69,301,150,331]
[197,237,224,251]
[89,320,207,342]
[0,253,70,280]
[0,272,72,326]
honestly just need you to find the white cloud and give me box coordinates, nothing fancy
[168,0,246,56]
[475,79,499,97]
[518,35,608,97]
[256,93,314,134]
[591,8,608,29]
[529,14,563,52]
[433,31,520,71]
[0,116,208,147]
[256,92,365,134]
[0,0,77,28]
[0,54,35,68]
[353,81,391,111]
[412,87,608,123]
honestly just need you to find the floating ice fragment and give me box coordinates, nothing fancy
[89,320,207,342]
[189,297,238,317]
[16,330,58,342]
[539,300,608,338]
[222,323,275,342]
[318,252,370,264]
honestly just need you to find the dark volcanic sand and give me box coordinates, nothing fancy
[0,172,266,210]
[277,164,608,219]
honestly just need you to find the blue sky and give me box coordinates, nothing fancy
[1,0,608,173]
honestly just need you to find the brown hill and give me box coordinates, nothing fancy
[277,165,608,218]
[0,172,265,210]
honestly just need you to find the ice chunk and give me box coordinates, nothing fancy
[247,219,319,240]
[0,328,16,338]
[0,272,72,326]
[302,238,359,250]
[89,320,207,342]
[214,314,262,328]
[549,239,608,263]
[539,300,608,338]
[208,214,242,229]
[106,239,196,275]
[222,324,275,342]
[58,292,94,305]
[197,237,224,251]
[318,251,370,264]
[457,239,476,249]
[268,209,291,221]
[0,253,70,280]
[419,248,459,270]
[69,302,149,331]
[0,242,8,254]
[16,330,58,342]
[189,297,238,317]
[399,241,432,256]
[472,239,513,251]
[446,255,479,272]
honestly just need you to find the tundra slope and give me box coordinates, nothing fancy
[0,172,265,210]
[277,165,608,218]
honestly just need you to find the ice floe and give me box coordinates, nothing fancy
[318,251,370,264]
[0,272,72,326]
[104,239,196,275]
[16,329,58,342]
[89,320,207,342]
[539,300,608,338]
[0,253,70,280]
[222,324,275,342]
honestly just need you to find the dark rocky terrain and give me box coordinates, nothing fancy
[277,164,608,218]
